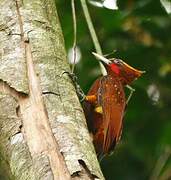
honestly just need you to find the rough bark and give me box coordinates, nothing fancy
[0,0,104,179]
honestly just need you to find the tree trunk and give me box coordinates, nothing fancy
[0,0,104,179]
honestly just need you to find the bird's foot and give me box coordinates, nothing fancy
[62,71,86,102]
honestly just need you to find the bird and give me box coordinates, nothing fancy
[83,52,145,158]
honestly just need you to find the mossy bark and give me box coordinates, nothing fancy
[0,0,104,179]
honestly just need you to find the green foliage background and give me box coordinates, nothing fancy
[57,0,171,179]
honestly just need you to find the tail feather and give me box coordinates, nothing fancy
[103,125,117,154]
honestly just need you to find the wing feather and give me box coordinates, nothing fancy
[99,75,126,154]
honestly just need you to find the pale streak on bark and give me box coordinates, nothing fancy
[14,0,70,179]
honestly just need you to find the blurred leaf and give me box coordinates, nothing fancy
[160,0,171,14]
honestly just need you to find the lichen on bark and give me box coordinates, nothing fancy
[0,0,104,179]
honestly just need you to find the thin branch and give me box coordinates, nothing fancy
[80,0,102,55]
[150,147,171,180]
[126,85,135,105]
[71,0,77,73]
[159,167,171,180]
[80,0,107,75]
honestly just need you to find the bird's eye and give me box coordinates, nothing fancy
[114,59,121,65]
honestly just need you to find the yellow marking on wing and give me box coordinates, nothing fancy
[95,106,103,114]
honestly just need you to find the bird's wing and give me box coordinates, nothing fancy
[99,75,126,154]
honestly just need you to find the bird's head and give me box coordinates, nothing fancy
[92,52,145,85]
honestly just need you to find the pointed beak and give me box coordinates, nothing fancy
[92,52,111,65]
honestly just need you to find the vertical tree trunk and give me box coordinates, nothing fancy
[0,0,104,179]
